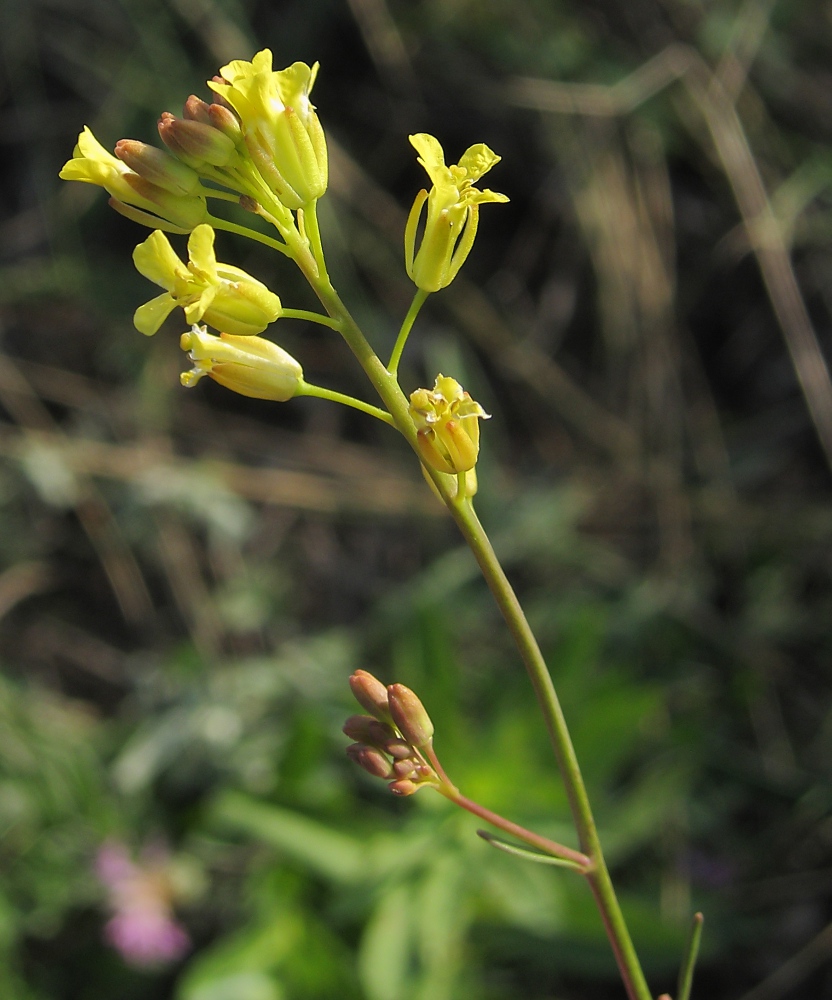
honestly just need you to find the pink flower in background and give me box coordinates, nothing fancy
[95,841,190,968]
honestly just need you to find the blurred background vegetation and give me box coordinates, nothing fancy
[2,0,832,997]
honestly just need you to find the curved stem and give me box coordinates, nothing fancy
[291,242,652,1000]
[388,288,430,375]
[281,308,342,331]
[297,381,395,425]
[208,215,292,257]
[449,498,651,1000]
[442,787,591,870]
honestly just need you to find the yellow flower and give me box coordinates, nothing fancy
[180,325,303,401]
[409,374,490,475]
[208,50,327,210]
[132,225,281,337]
[405,133,508,293]
[59,127,208,233]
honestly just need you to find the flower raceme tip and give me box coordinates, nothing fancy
[132,225,281,337]
[405,133,508,293]
[180,324,302,401]
[60,51,327,236]
[343,671,440,797]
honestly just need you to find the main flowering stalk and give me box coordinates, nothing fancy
[60,49,665,1000]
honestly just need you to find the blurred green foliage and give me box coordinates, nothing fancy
[2,0,832,998]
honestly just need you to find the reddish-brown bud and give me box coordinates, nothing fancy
[159,112,238,168]
[387,684,434,749]
[209,77,235,111]
[183,96,243,144]
[384,739,414,760]
[392,759,419,779]
[183,95,212,124]
[389,778,418,796]
[208,103,243,142]
[349,670,393,724]
[114,139,200,196]
[346,743,394,779]
[342,714,395,747]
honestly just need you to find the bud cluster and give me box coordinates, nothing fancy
[60,50,328,234]
[344,670,439,797]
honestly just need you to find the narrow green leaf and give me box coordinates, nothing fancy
[359,882,414,1000]
[677,912,704,1000]
[477,830,586,871]
[210,790,364,882]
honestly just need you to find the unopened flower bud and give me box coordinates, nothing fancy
[60,127,207,234]
[183,95,212,124]
[348,669,393,724]
[383,739,414,760]
[345,744,394,779]
[121,174,208,230]
[342,714,395,746]
[389,779,418,797]
[208,104,244,143]
[387,683,434,749]
[114,140,201,196]
[393,759,419,779]
[159,112,239,169]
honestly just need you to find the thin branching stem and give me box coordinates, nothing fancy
[388,288,429,375]
[293,253,652,1000]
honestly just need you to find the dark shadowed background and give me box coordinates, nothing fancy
[2,1,832,998]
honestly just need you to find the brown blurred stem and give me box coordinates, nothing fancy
[508,40,832,473]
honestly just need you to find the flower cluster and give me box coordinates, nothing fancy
[343,670,440,796]
[207,53,327,209]
[59,126,208,233]
[60,49,327,232]
[95,841,190,968]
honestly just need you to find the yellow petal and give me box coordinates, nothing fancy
[132,230,188,289]
[133,293,178,335]
[184,285,217,324]
[186,224,218,279]
[75,126,121,168]
[458,143,501,182]
[409,133,452,188]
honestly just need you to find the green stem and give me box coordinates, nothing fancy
[388,288,430,374]
[203,188,243,204]
[281,308,342,331]
[303,200,330,285]
[208,215,292,257]
[292,245,652,1000]
[297,381,394,425]
[677,912,704,1000]
[451,498,651,1000]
